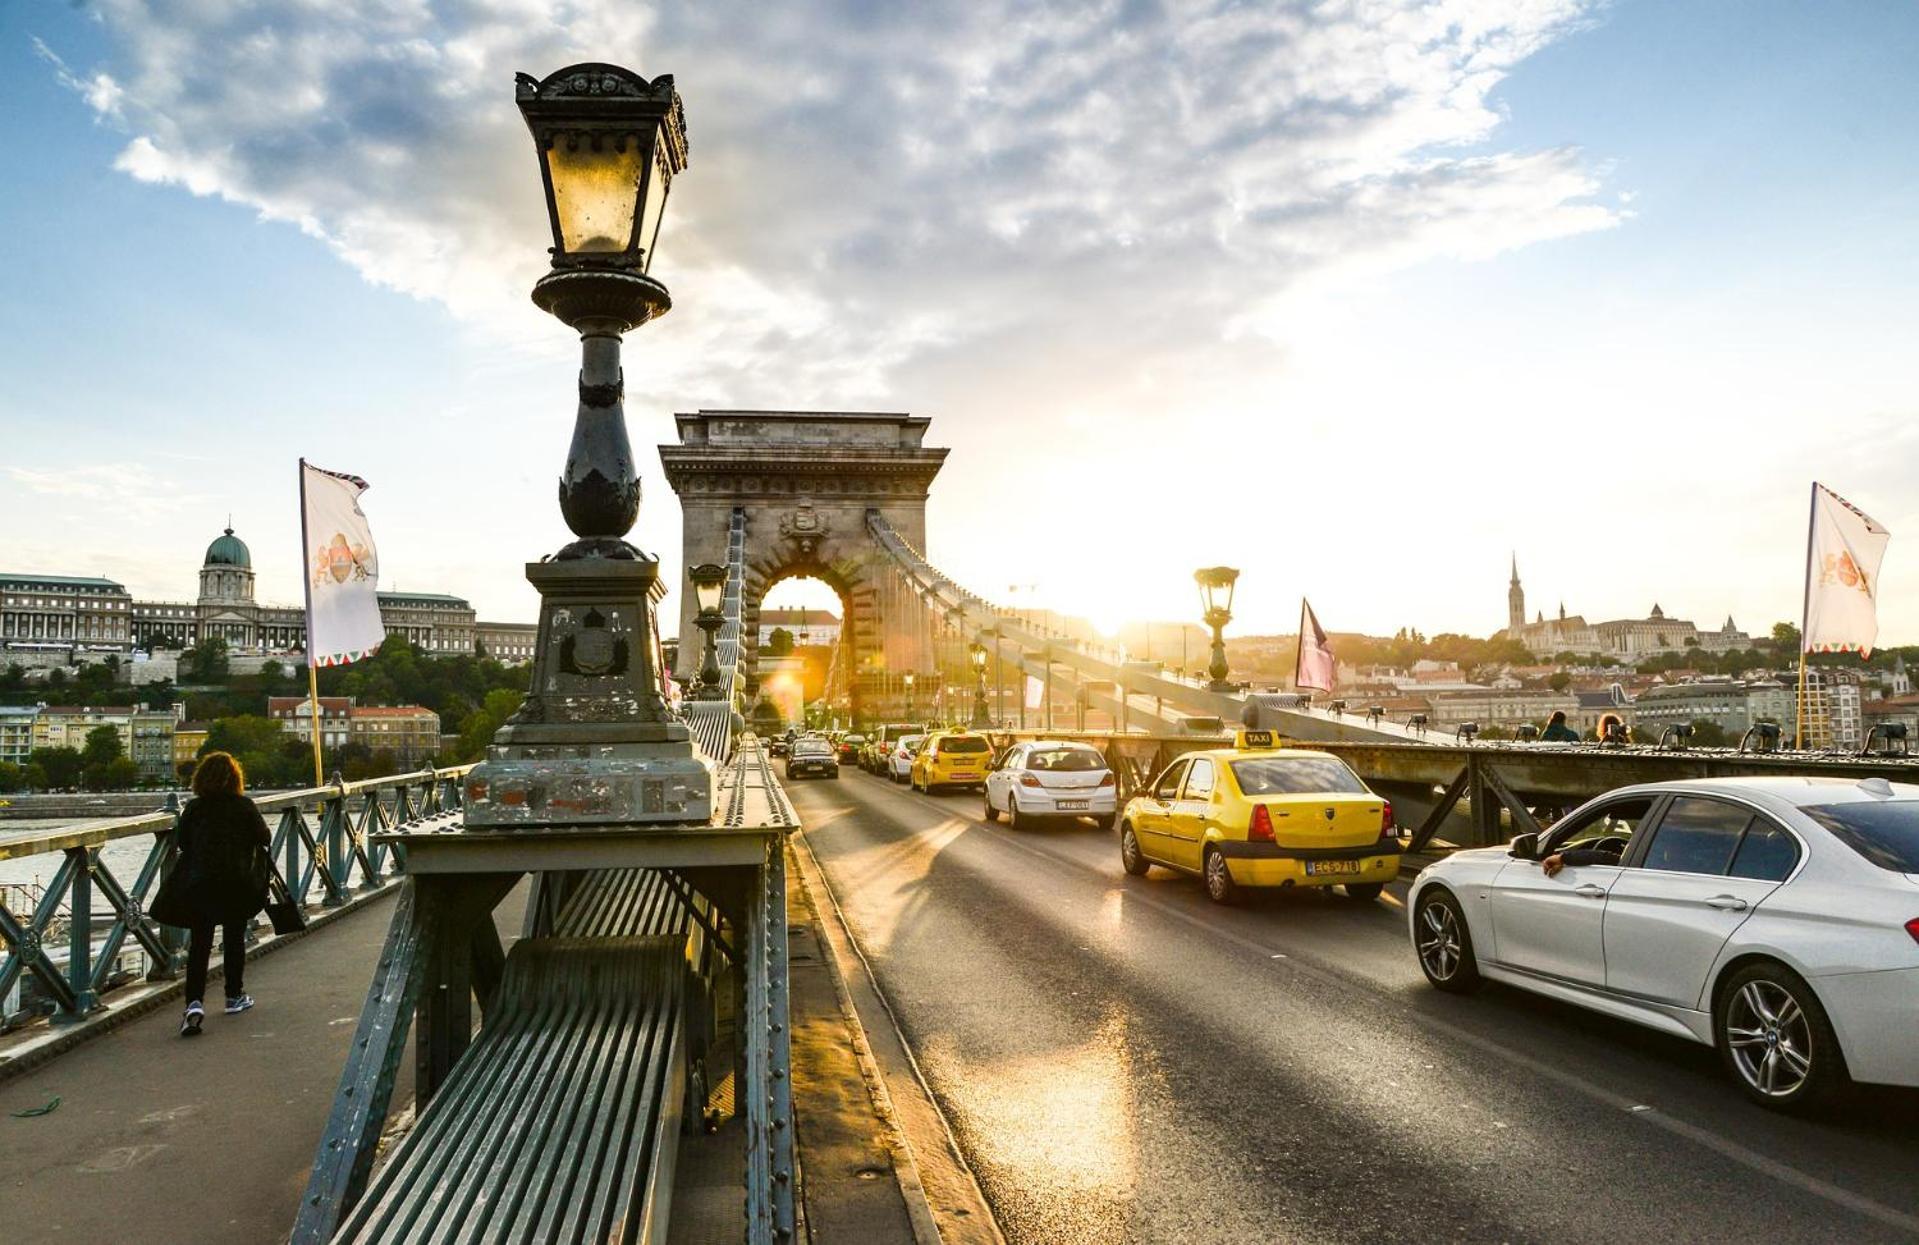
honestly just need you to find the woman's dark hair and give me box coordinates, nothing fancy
[1547,710,1568,726]
[191,751,245,799]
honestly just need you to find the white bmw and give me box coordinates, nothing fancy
[1409,776,1919,1108]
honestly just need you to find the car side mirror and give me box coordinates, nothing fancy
[1509,831,1539,860]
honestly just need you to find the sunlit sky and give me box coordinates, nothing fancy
[3,3,1917,642]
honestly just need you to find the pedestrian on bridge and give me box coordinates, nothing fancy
[1540,710,1581,742]
[161,751,271,1037]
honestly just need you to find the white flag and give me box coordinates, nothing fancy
[301,460,385,667]
[1295,599,1336,692]
[1803,482,1890,657]
[1025,674,1044,709]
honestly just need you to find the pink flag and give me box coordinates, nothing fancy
[1295,599,1335,692]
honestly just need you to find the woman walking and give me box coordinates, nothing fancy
[171,751,271,1036]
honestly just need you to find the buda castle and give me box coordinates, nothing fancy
[2,525,535,668]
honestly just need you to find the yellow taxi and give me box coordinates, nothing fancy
[909,730,994,793]
[1118,731,1400,904]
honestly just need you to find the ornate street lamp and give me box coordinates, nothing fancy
[968,638,990,728]
[904,672,916,721]
[689,562,727,699]
[464,63,709,829]
[1195,566,1239,693]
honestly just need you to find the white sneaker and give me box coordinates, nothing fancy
[224,994,254,1015]
[181,1002,205,1037]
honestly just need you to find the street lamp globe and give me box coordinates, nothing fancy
[1194,566,1239,627]
[516,64,689,275]
[969,640,988,672]
[688,562,727,617]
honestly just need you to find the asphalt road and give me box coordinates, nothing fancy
[789,768,1919,1245]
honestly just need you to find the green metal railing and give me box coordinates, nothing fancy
[0,767,473,1031]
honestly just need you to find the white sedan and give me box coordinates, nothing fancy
[1409,776,1919,1109]
[983,741,1118,830]
[887,735,925,784]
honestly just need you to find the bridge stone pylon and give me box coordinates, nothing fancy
[660,410,948,722]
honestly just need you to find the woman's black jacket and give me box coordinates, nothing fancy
[173,792,273,923]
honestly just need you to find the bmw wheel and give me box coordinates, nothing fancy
[1203,847,1237,904]
[1119,822,1150,876]
[1413,888,1480,993]
[1716,963,1847,1109]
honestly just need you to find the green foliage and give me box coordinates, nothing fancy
[182,636,232,683]
[0,761,27,793]
[29,746,82,790]
[84,756,142,791]
[1770,621,1801,653]
[452,688,525,763]
[765,627,796,656]
[318,634,527,742]
[1547,671,1573,692]
[81,725,124,767]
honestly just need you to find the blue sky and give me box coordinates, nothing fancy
[2,1,1916,645]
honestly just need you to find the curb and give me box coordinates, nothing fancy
[789,829,1006,1245]
[0,882,401,1085]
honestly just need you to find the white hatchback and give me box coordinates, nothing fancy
[983,741,1117,830]
[887,735,925,784]
[1408,776,1919,1108]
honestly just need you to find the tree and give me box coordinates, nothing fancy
[1770,622,1801,654]
[765,627,796,657]
[454,689,525,763]
[86,756,141,791]
[1548,671,1572,692]
[30,746,83,790]
[81,724,125,767]
[0,761,26,792]
[184,636,232,683]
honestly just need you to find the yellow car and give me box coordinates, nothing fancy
[910,730,994,793]
[1118,731,1400,904]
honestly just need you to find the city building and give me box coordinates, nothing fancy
[0,574,135,663]
[5,524,538,669]
[759,608,842,646]
[1799,668,1864,750]
[29,703,180,780]
[1499,559,1752,658]
[346,705,441,761]
[1428,688,1578,732]
[1633,679,1756,738]
[173,721,211,777]
[0,705,37,766]
[269,696,355,751]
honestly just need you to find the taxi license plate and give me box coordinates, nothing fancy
[1306,859,1362,876]
[951,771,977,780]
[1057,800,1088,811]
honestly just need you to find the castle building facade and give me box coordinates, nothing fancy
[1499,559,1752,658]
[4,526,535,666]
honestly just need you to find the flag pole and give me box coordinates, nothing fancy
[298,458,325,787]
[1795,482,1817,751]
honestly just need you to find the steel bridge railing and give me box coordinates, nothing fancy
[0,767,472,1032]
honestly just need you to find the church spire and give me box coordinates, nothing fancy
[1507,553,1525,632]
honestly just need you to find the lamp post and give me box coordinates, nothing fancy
[689,562,726,700]
[1195,566,1239,693]
[904,673,916,722]
[463,63,710,829]
[969,638,990,728]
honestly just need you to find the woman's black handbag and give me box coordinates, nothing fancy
[263,862,306,936]
[149,857,198,930]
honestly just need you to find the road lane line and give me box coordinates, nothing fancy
[893,793,1919,1237]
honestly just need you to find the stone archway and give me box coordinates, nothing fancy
[659,410,948,724]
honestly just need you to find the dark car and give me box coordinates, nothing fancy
[786,739,839,781]
[837,734,867,765]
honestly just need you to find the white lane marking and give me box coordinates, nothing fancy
[842,784,1919,1237]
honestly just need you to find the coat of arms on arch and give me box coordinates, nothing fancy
[778,503,830,559]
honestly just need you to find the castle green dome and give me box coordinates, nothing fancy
[204,527,252,569]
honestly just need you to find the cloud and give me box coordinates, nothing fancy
[46,0,1619,407]
[7,463,210,520]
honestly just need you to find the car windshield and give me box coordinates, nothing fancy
[1229,757,1368,795]
[844,735,866,744]
[1028,748,1105,772]
[1802,800,1919,873]
[940,736,990,754]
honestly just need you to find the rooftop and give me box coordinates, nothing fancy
[0,573,129,590]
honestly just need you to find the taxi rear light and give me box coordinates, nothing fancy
[1906,917,1919,947]
[1249,804,1275,842]
[1381,800,1395,836]
[1097,772,1115,788]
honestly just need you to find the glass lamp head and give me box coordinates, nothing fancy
[688,563,726,615]
[1194,566,1240,621]
[515,63,689,272]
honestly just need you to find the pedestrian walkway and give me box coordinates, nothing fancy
[0,889,421,1242]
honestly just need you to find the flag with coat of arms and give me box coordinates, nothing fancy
[300,460,386,667]
[1802,482,1890,657]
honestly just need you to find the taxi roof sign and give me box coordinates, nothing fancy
[1235,729,1283,750]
